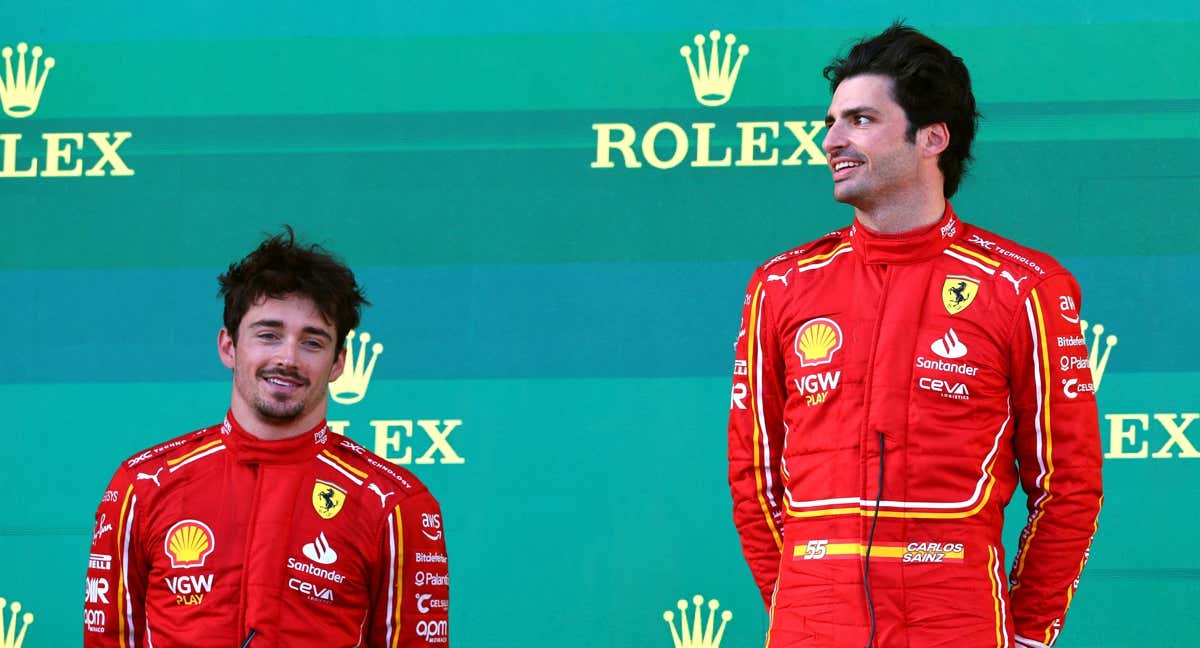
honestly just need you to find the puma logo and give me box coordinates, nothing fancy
[767,269,792,287]
[136,467,164,488]
[368,483,394,507]
[1000,270,1028,294]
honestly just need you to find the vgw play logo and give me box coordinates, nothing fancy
[591,30,827,170]
[327,330,466,466]
[0,41,134,178]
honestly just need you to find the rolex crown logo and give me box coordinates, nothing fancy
[0,597,34,648]
[662,595,732,648]
[329,329,384,405]
[1079,319,1117,392]
[0,43,55,118]
[679,30,749,107]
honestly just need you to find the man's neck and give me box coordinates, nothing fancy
[853,187,947,234]
[229,400,327,441]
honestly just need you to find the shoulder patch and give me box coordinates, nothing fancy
[124,426,214,469]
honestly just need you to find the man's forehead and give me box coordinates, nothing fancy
[829,74,897,109]
[244,294,334,329]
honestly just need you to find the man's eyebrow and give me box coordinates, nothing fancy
[246,320,333,341]
[826,105,878,124]
[302,326,334,341]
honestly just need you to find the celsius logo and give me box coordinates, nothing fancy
[662,595,733,648]
[591,31,827,170]
[930,329,968,359]
[0,41,135,178]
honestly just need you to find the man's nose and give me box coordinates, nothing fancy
[822,122,844,155]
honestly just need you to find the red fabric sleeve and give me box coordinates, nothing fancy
[366,490,449,647]
[727,268,788,609]
[1006,271,1104,646]
[84,467,147,648]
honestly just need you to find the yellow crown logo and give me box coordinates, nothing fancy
[0,43,55,118]
[329,329,384,405]
[1079,319,1117,392]
[0,597,34,648]
[663,595,732,648]
[679,30,749,107]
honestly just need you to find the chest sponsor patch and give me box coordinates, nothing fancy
[942,275,979,315]
[164,519,215,568]
[312,480,347,519]
[794,317,843,367]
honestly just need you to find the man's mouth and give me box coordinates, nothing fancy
[831,158,863,180]
[260,371,308,390]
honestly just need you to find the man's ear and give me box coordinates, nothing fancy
[919,122,950,158]
[218,328,236,370]
[329,345,347,383]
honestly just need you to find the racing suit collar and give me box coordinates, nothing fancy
[220,410,331,464]
[850,202,961,265]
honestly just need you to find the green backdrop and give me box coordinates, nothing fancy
[1,2,1197,646]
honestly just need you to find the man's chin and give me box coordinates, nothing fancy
[252,399,305,423]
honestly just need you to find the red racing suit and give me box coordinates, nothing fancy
[84,412,449,648]
[728,205,1102,648]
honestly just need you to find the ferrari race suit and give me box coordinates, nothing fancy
[728,204,1102,648]
[84,412,449,648]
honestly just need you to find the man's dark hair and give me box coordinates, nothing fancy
[823,22,980,198]
[218,226,368,353]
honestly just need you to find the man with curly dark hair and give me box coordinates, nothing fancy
[728,23,1101,648]
[84,228,449,647]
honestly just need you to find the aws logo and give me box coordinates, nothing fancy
[0,42,134,178]
[591,30,827,170]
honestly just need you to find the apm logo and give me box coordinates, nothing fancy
[0,41,134,178]
[0,596,34,648]
[328,330,466,465]
[662,595,732,648]
[592,30,827,170]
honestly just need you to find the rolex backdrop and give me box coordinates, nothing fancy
[1,2,1197,647]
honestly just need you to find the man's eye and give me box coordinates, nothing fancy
[854,116,871,125]
[303,340,324,349]
[257,332,278,341]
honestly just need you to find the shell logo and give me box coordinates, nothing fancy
[164,520,215,569]
[794,318,843,366]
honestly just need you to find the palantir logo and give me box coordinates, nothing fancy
[0,43,53,118]
[0,596,34,648]
[662,595,732,648]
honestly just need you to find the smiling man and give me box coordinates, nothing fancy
[727,23,1102,648]
[85,229,449,647]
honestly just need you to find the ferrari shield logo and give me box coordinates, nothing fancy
[942,275,980,315]
[312,480,347,519]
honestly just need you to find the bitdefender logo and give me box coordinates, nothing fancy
[591,30,827,170]
[0,41,134,178]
